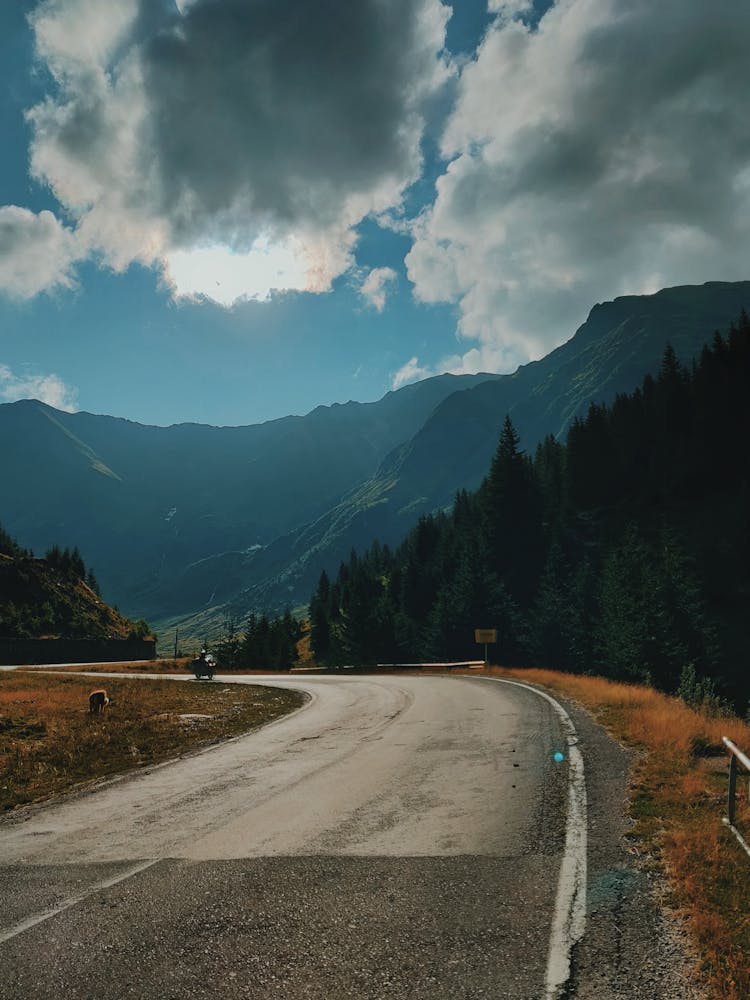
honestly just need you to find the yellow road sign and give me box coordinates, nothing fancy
[474,629,497,644]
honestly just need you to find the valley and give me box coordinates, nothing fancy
[3,281,749,647]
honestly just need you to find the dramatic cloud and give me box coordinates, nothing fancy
[360,266,398,312]
[406,0,750,374]
[167,240,310,306]
[19,0,450,303]
[0,363,79,411]
[0,206,81,299]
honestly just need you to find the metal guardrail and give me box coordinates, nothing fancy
[375,661,484,670]
[722,737,750,858]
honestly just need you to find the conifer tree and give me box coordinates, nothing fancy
[309,571,332,661]
[480,415,543,608]
[528,542,575,671]
[595,527,657,684]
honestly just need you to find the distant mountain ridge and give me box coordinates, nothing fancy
[206,280,750,623]
[2,280,749,645]
[0,371,497,625]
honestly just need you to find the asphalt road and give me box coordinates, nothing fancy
[0,674,575,999]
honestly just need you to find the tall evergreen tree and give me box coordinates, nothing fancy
[480,416,544,607]
[309,570,332,661]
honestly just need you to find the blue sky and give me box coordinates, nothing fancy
[1,0,748,426]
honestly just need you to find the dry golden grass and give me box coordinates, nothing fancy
[0,671,304,812]
[30,658,193,675]
[483,665,750,1000]
[36,659,303,675]
[295,624,313,667]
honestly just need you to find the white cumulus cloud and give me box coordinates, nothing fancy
[390,355,434,389]
[0,364,79,411]
[360,267,398,312]
[406,0,750,373]
[0,206,81,299]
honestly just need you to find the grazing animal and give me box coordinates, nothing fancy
[89,689,110,715]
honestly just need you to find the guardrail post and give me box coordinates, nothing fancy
[722,736,750,859]
[728,754,738,826]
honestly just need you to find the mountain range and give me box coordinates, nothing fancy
[2,280,749,646]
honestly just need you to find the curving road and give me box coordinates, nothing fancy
[0,673,579,999]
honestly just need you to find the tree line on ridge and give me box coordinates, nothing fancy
[305,314,750,711]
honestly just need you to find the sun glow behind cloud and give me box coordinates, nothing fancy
[4,0,750,414]
[165,239,311,306]
[7,0,451,309]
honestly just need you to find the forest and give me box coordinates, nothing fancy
[215,611,302,672]
[307,313,750,710]
[0,532,149,640]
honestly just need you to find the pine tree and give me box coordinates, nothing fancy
[426,537,523,664]
[309,571,332,661]
[595,527,657,684]
[480,416,544,608]
[216,617,243,670]
[528,542,574,670]
[647,529,719,692]
[0,523,22,558]
[534,435,566,535]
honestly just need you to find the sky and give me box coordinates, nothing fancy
[1,0,749,427]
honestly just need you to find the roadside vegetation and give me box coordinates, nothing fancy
[0,672,304,812]
[485,666,750,1000]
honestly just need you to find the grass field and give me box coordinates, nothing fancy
[0,671,305,812]
[32,659,299,675]
[485,666,750,1000]
[30,658,194,674]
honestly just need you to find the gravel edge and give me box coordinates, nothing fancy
[518,681,709,1000]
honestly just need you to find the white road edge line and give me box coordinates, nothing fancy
[476,676,587,1000]
[0,859,159,945]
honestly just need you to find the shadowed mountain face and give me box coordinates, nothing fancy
[2,280,749,642]
[0,372,497,622]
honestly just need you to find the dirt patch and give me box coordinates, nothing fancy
[0,672,305,811]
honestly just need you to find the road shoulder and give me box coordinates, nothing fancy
[546,692,705,1000]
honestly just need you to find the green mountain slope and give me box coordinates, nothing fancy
[0,372,496,620]
[2,280,749,644]
[212,280,750,623]
[0,553,135,640]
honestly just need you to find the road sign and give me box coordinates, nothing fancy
[474,629,497,644]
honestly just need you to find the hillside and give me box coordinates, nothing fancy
[308,313,750,708]
[1,280,749,643]
[193,280,750,625]
[0,552,135,640]
[0,372,496,625]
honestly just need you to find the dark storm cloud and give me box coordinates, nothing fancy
[137,0,447,244]
[20,0,448,297]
